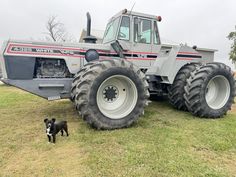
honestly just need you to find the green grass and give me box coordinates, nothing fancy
[0,84,236,177]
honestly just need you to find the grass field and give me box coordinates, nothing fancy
[0,84,236,177]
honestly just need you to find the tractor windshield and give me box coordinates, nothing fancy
[103,17,120,43]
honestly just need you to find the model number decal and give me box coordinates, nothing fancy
[11,46,79,56]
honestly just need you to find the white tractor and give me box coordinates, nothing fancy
[0,9,235,129]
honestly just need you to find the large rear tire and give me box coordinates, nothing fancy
[168,63,199,111]
[75,59,149,130]
[184,62,235,118]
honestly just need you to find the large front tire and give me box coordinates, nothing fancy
[184,62,235,118]
[70,62,96,102]
[75,59,149,130]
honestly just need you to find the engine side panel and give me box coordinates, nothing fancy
[5,56,35,79]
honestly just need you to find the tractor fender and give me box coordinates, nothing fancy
[147,45,202,84]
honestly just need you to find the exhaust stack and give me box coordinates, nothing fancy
[83,12,97,43]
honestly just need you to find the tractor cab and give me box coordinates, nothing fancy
[102,9,162,60]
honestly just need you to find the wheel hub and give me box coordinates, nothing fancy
[96,75,138,119]
[103,86,118,102]
[205,75,230,109]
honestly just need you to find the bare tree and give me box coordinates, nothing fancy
[45,16,75,42]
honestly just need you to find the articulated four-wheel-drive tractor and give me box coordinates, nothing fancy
[0,9,235,129]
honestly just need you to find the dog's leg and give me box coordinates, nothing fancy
[61,130,64,136]
[47,135,51,143]
[64,125,69,136]
[52,135,56,143]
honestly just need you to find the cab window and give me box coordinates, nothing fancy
[118,16,130,41]
[103,17,120,43]
[134,18,151,44]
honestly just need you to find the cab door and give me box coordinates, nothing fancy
[151,20,161,66]
[117,16,132,53]
[131,17,152,68]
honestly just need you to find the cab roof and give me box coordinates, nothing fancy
[109,9,159,22]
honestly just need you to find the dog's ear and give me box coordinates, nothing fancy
[44,118,48,123]
[52,118,56,123]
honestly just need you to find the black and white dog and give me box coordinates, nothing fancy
[44,118,69,143]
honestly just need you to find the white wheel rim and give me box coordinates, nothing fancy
[205,75,230,109]
[96,75,138,119]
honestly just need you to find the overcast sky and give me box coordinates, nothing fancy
[0,0,235,70]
